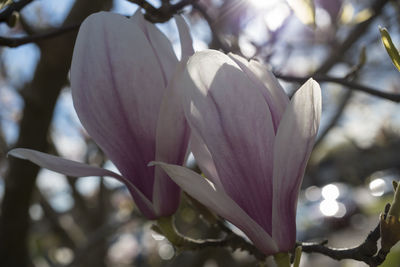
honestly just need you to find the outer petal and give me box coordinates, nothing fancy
[8,148,156,218]
[153,15,194,216]
[189,132,222,189]
[228,53,289,131]
[272,79,321,251]
[182,50,275,233]
[70,12,173,203]
[130,10,178,85]
[152,162,279,255]
[174,15,194,61]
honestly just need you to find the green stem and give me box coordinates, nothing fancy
[274,252,291,267]
[156,216,186,247]
[156,215,227,250]
[293,246,302,267]
[155,216,266,260]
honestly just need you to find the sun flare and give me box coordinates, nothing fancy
[248,0,284,9]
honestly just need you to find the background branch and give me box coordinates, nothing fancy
[276,74,400,102]
[0,0,113,266]
[0,0,33,23]
[316,0,390,74]
[302,204,391,267]
[0,23,79,47]
[128,0,197,22]
[0,0,196,47]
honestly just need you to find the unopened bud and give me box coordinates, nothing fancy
[380,181,400,252]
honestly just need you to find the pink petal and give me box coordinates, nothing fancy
[174,15,194,61]
[271,79,321,251]
[130,10,178,85]
[152,161,279,255]
[153,66,188,216]
[8,148,156,218]
[152,13,194,216]
[70,12,177,202]
[189,132,222,188]
[228,53,289,131]
[182,50,275,233]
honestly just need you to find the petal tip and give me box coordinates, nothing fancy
[174,14,194,59]
[7,148,27,159]
[148,161,157,167]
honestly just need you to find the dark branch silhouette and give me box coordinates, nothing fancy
[0,23,79,47]
[0,0,33,23]
[301,204,391,267]
[276,74,400,103]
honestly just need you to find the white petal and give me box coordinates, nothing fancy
[272,79,321,251]
[189,132,222,188]
[182,50,276,232]
[174,15,194,61]
[228,53,289,131]
[153,61,190,216]
[9,148,156,218]
[71,12,171,199]
[130,10,178,84]
[152,162,279,255]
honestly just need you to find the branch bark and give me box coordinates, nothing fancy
[276,74,400,102]
[0,0,33,23]
[302,204,391,267]
[0,23,79,47]
[0,0,112,266]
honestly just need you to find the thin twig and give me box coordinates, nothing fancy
[314,90,353,148]
[316,0,390,73]
[0,0,196,47]
[192,2,230,53]
[276,74,400,103]
[0,23,79,47]
[129,0,197,23]
[302,204,391,267]
[0,0,33,23]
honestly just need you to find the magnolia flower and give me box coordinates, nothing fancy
[9,11,194,219]
[154,50,321,255]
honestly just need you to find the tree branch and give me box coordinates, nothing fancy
[191,2,230,53]
[314,90,353,148]
[276,74,400,103]
[0,0,33,23]
[0,23,79,47]
[302,204,391,267]
[316,0,390,74]
[128,0,197,23]
[0,0,197,47]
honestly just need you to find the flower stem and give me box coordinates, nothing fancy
[293,246,302,267]
[155,216,266,260]
[274,252,291,267]
[156,216,186,247]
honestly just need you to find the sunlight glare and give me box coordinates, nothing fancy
[264,3,290,31]
[305,186,321,202]
[320,200,339,216]
[369,178,386,197]
[334,202,347,218]
[248,0,282,9]
[158,243,175,260]
[321,184,340,200]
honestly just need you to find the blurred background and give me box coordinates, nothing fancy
[0,0,399,266]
